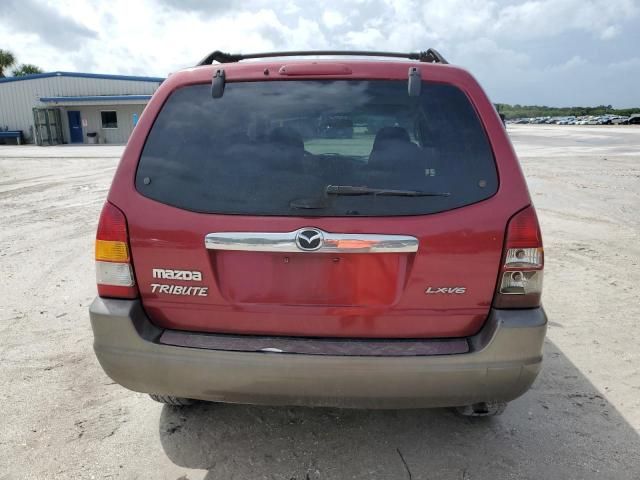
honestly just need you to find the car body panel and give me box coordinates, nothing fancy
[107,60,532,339]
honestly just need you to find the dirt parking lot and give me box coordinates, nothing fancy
[1,125,639,479]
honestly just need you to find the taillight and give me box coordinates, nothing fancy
[493,206,543,308]
[95,202,138,299]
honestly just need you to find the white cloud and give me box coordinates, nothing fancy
[600,25,620,39]
[322,10,346,28]
[560,55,587,69]
[1,0,639,106]
[344,28,386,48]
[494,0,637,40]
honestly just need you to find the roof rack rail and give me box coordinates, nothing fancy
[196,49,448,66]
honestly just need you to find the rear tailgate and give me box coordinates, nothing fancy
[127,201,505,338]
[110,61,531,339]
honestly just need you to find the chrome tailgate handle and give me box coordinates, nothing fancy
[205,228,418,253]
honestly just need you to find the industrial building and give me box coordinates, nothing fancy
[0,71,164,145]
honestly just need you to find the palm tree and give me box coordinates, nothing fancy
[12,63,44,77]
[0,49,16,78]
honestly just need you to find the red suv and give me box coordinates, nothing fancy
[90,50,546,416]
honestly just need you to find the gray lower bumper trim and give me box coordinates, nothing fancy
[159,330,469,356]
[89,298,547,408]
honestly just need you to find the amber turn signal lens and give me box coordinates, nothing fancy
[95,239,129,262]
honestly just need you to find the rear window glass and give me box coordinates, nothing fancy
[136,80,497,216]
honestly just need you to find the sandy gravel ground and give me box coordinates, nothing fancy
[0,125,639,479]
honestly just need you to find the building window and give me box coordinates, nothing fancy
[101,111,118,129]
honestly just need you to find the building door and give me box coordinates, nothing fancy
[32,108,64,146]
[67,111,83,143]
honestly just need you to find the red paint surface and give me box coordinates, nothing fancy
[105,60,534,338]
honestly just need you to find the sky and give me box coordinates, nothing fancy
[1,0,639,107]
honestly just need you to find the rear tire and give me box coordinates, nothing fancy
[149,394,195,406]
[454,401,507,417]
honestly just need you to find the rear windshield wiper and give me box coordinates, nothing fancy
[326,185,450,197]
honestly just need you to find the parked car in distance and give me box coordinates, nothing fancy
[612,116,630,125]
[509,114,639,125]
[628,114,640,125]
[89,49,547,416]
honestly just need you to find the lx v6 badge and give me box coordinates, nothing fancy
[425,286,467,294]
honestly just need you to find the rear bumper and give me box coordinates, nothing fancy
[90,298,547,408]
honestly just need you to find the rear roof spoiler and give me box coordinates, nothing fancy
[196,49,449,66]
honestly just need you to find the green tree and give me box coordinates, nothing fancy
[0,48,16,78]
[12,63,44,76]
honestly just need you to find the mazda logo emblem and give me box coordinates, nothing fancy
[295,228,323,251]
